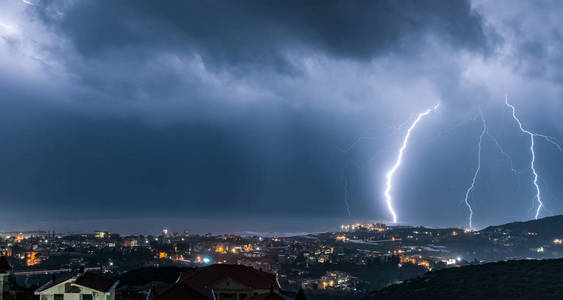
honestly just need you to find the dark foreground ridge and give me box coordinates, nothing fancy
[367,258,563,300]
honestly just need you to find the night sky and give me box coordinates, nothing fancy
[1,0,562,232]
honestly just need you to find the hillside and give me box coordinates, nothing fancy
[481,215,563,239]
[366,258,563,299]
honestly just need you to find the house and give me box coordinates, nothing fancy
[148,282,215,300]
[148,264,281,300]
[35,270,119,300]
[178,264,280,300]
[0,257,12,300]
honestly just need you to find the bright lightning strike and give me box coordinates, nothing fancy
[505,96,563,219]
[384,103,440,223]
[463,111,486,230]
[505,96,543,219]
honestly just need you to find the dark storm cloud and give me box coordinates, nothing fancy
[42,0,490,69]
[0,96,353,219]
[512,11,563,84]
[3,0,563,232]
[29,0,497,124]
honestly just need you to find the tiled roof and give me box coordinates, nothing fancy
[36,271,118,293]
[36,273,76,293]
[179,264,278,290]
[150,282,214,300]
[0,257,11,273]
[74,271,119,293]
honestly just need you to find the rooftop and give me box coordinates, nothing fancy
[179,264,279,290]
[36,271,118,294]
[149,282,214,300]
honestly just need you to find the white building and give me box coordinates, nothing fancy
[35,270,118,300]
[0,257,12,300]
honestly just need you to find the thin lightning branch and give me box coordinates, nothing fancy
[389,114,417,132]
[485,131,519,174]
[338,137,382,153]
[535,134,563,154]
[505,96,543,219]
[339,117,419,172]
[338,116,416,153]
[344,178,351,217]
[384,103,440,223]
[463,111,486,230]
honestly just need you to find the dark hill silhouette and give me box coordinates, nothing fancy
[367,258,563,299]
[480,215,563,239]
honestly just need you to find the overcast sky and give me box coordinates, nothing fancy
[1,0,562,231]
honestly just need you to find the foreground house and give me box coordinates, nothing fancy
[148,281,216,300]
[149,264,281,300]
[35,270,119,300]
[179,264,280,300]
[0,257,11,300]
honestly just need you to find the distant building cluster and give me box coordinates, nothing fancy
[0,219,561,299]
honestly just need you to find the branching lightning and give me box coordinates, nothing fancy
[384,103,440,223]
[505,96,543,219]
[534,134,563,154]
[505,96,563,219]
[463,110,486,230]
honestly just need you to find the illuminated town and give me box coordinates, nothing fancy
[1,217,562,299]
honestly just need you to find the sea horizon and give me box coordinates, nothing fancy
[0,215,497,236]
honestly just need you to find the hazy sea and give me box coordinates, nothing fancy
[0,216,388,236]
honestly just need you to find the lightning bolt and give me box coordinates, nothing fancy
[505,96,563,219]
[505,96,543,219]
[384,103,440,223]
[463,110,486,230]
